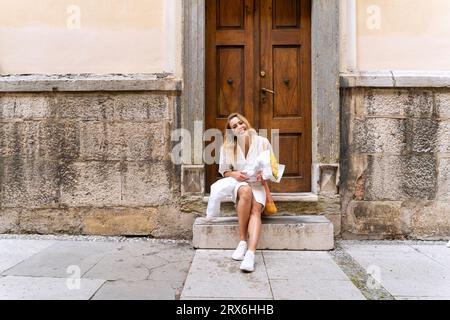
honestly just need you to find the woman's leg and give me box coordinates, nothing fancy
[247,197,263,252]
[236,185,253,241]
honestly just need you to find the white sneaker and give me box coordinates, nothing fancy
[232,241,248,261]
[240,250,255,272]
[447,240,450,248]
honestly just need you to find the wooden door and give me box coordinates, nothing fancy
[205,0,312,193]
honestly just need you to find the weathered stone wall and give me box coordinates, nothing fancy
[0,89,196,238]
[340,88,450,240]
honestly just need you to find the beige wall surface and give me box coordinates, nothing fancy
[3,0,449,75]
[357,0,450,71]
[0,0,182,76]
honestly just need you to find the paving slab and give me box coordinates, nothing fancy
[83,242,194,282]
[91,280,184,300]
[152,243,195,263]
[0,276,105,300]
[263,251,350,281]
[2,241,118,278]
[263,251,365,300]
[270,279,366,300]
[340,243,419,257]
[410,245,450,270]
[262,251,331,260]
[0,240,55,273]
[342,243,450,299]
[181,250,272,300]
[395,296,450,300]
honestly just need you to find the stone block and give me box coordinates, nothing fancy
[38,120,81,159]
[319,165,339,194]
[81,207,158,236]
[411,119,439,153]
[0,158,61,208]
[435,91,450,118]
[363,89,408,117]
[0,120,80,160]
[353,118,406,153]
[403,201,450,239]
[152,206,197,240]
[364,156,402,201]
[344,201,404,238]
[437,120,450,153]
[405,90,435,117]
[112,94,169,121]
[19,208,82,234]
[0,121,41,158]
[55,93,115,120]
[365,155,437,201]
[79,121,167,161]
[324,213,341,236]
[120,162,173,206]
[193,216,334,250]
[0,209,20,233]
[60,161,122,207]
[182,166,204,194]
[55,93,169,121]
[0,94,51,120]
[363,89,435,118]
[438,157,450,201]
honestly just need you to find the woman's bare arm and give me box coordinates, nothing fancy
[224,171,249,182]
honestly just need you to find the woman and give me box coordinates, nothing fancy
[218,113,274,272]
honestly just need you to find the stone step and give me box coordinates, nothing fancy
[192,216,334,251]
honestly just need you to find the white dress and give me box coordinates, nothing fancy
[218,135,273,211]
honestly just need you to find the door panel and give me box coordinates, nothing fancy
[217,47,245,117]
[273,0,300,28]
[206,0,256,192]
[259,0,311,193]
[273,46,301,117]
[206,0,311,193]
[217,0,245,28]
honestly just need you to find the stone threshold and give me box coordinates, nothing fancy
[202,192,319,203]
[340,71,450,88]
[0,73,182,92]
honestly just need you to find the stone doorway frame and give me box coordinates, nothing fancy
[181,0,340,196]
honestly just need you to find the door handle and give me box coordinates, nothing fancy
[262,88,275,95]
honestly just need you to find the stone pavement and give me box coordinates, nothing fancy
[0,235,449,300]
[0,235,193,300]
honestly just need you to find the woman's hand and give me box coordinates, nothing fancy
[256,171,265,182]
[228,171,249,182]
[256,171,262,182]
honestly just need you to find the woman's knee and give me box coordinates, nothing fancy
[238,186,253,201]
[250,204,263,217]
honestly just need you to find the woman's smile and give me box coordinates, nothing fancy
[230,118,248,136]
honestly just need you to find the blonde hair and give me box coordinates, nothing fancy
[223,113,257,165]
